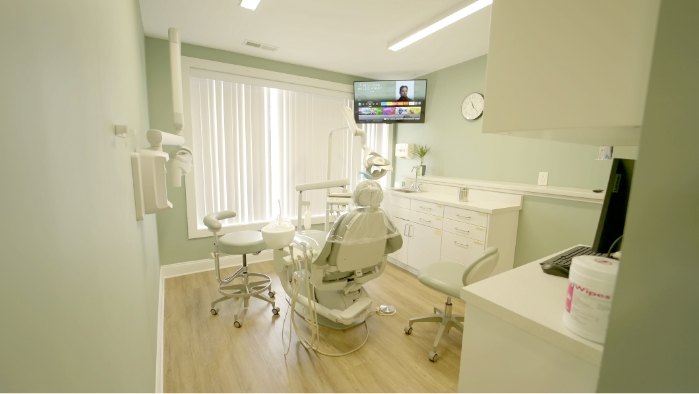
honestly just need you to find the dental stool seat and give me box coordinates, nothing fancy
[405,247,499,362]
[204,212,279,328]
[219,231,266,255]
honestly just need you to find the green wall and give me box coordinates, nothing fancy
[0,0,159,391]
[598,0,699,390]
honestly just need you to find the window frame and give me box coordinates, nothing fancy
[180,57,391,239]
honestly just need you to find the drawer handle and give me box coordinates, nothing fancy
[419,206,433,211]
[456,214,472,220]
[455,227,470,234]
[419,218,432,224]
[454,241,470,249]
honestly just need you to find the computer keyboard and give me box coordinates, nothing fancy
[539,245,606,278]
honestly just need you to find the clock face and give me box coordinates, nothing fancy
[462,92,484,120]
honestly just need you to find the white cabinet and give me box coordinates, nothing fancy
[458,256,603,392]
[388,196,443,273]
[483,0,660,145]
[386,184,521,275]
[441,206,488,265]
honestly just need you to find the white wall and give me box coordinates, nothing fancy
[0,0,159,391]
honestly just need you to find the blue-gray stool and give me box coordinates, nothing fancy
[204,211,279,328]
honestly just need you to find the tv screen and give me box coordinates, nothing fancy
[593,158,635,254]
[353,80,427,123]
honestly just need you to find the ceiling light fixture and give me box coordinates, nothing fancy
[388,0,492,52]
[240,0,261,11]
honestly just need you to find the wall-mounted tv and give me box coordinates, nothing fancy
[353,80,427,123]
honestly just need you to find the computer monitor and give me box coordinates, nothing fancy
[592,158,635,254]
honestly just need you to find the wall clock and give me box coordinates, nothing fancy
[462,92,485,120]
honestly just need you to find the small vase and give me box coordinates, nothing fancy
[418,164,426,176]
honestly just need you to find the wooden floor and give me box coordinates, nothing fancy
[163,261,466,392]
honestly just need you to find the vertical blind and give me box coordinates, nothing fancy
[185,68,392,237]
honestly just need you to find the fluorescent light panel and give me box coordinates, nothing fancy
[388,0,492,51]
[240,0,260,10]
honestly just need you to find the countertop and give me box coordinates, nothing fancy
[460,251,604,366]
[387,189,522,215]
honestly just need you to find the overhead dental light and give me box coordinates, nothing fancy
[240,0,261,10]
[328,106,392,182]
[388,0,492,52]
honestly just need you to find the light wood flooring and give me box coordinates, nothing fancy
[163,261,466,392]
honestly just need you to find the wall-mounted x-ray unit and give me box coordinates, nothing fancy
[132,28,191,221]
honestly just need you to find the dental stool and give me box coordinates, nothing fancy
[204,211,280,328]
[404,247,499,361]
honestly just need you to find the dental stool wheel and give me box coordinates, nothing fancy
[404,326,413,335]
[210,308,218,316]
[268,290,276,298]
[272,307,280,315]
[234,321,242,328]
[428,351,438,362]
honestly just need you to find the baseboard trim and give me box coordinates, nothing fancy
[160,249,274,278]
[155,274,165,393]
[155,249,274,392]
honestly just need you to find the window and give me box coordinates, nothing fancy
[181,58,392,238]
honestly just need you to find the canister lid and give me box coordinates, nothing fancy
[571,255,619,277]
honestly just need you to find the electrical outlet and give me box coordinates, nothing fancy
[538,171,549,186]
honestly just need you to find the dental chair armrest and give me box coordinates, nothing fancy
[203,210,237,232]
[385,233,403,254]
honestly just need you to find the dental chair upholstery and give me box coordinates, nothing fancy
[273,180,402,329]
[405,247,499,362]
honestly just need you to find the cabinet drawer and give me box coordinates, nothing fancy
[391,194,412,209]
[443,218,487,243]
[444,206,488,227]
[410,211,443,230]
[391,206,411,220]
[411,200,444,217]
[441,232,486,264]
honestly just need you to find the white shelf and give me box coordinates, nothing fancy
[410,176,604,204]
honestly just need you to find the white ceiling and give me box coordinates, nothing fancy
[138,0,492,80]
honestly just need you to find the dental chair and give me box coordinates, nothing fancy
[203,211,280,328]
[404,247,499,362]
[271,180,403,330]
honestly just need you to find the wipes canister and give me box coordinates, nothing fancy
[563,255,619,344]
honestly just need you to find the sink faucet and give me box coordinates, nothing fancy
[409,165,422,191]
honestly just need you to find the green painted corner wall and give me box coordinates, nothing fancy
[0,0,158,391]
[147,38,639,268]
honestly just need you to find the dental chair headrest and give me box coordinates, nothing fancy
[353,180,383,208]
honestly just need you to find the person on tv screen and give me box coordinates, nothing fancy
[397,85,412,101]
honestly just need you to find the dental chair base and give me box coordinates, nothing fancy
[272,230,383,330]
